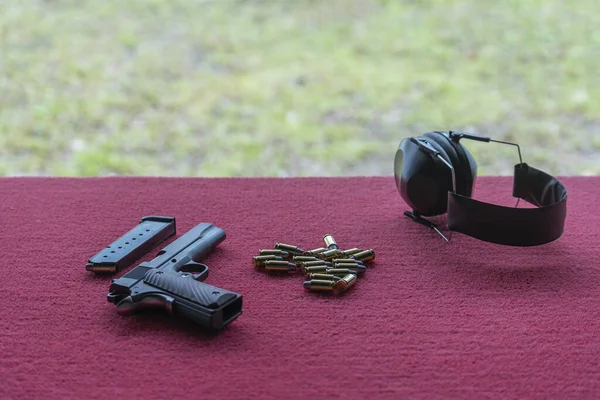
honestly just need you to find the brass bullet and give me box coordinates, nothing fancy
[332,259,364,266]
[334,274,357,292]
[252,255,282,268]
[351,249,375,263]
[341,265,366,274]
[306,247,328,256]
[259,249,291,260]
[303,265,330,274]
[326,268,358,277]
[264,260,297,273]
[275,243,306,255]
[292,256,320,265]
[86,265,116,274]
[342,248,363,257]
[332,261,366,274]
[317,248,343,261]
[323,234,338,250]
[303,279,336,292]
[301,260,332,268]
[305,273,341,281]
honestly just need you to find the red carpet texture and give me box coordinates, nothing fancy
[1,176,599,399]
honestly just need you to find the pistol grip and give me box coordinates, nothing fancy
[115,270,242,329]
[144,270,235,309]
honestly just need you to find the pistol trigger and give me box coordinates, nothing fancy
[116,293,175,316]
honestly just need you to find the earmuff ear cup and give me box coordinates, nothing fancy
[394,136,453,216]
[423,132,470,196]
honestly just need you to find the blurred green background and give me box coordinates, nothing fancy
[1,0,599,177]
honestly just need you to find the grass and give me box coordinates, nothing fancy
[1,0,599,176]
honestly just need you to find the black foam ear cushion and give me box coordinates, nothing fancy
[419,133,453,166]
[446,135,476,197]
[417,134,457,195]
[435,132,476,197]
[423,132,467,195]
[463,149,478,194]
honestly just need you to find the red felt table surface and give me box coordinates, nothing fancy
[1,176,599,399]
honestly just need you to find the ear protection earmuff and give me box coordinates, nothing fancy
[394,131,568,246]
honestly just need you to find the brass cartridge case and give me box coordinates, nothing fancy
[305,273,341,281]
[301,260,332,268]
[259,249,291,260]
[252,255,282,268]
[341,265,366,274]
[318,248,343,261]
[293,256,320,265]
[306,247,328,256]
[351,249,375,263]
[326,268,358,277]
[264,260,297,273]
[332,259,364,266]
[86,265,117,274]
[342,248,363,257]
[303,265,330,274]
[323,234,338,250]
[335,274,357,292]
[303,280,336,292]
[274,243,306,255]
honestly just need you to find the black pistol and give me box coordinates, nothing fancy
[107,223,243,330]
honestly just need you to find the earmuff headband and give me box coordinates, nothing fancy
[446,163,567,246]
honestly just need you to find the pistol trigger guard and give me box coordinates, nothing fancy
[181,261,209,281]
